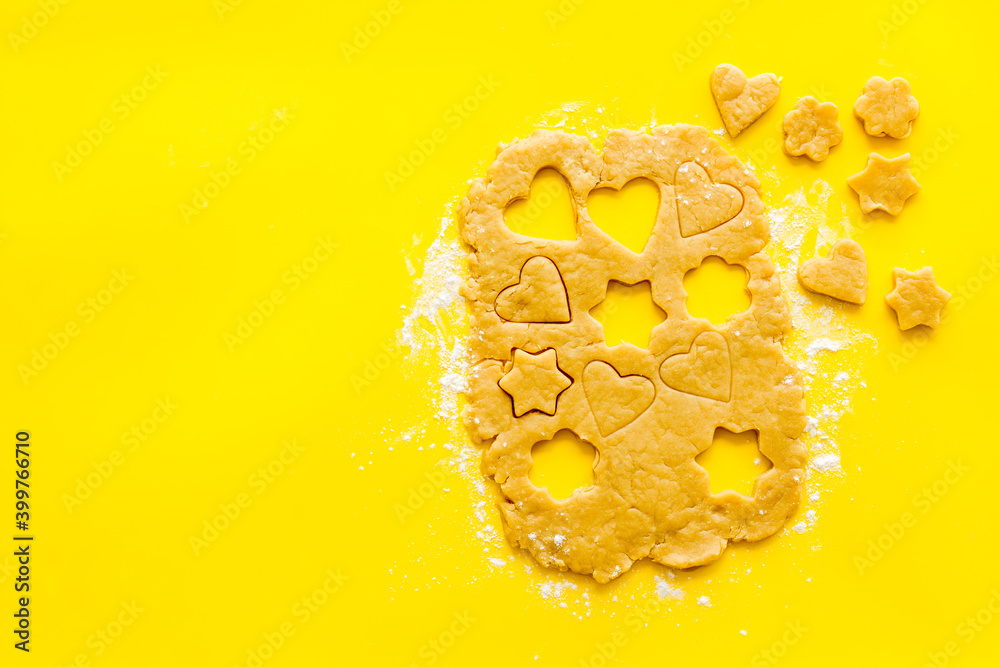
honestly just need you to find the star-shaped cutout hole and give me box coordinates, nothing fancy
[847,152,921,215]
[498,348,573,417]
[885,267,951,330]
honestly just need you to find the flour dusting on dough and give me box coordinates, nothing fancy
[765,178,878,496]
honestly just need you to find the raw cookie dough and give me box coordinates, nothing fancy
[885,267,951,330]
[459,125,807,583]
[854,76,919,139]
[782,96,843,161]
[710,64,780,137]
[797,239,868,304]
[847,152,921,215]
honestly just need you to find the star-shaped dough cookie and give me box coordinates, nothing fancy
[885,267,951,330]
[847,153,921,215]
[854,76,919,138]
[498,348,572,417]
[782,96,843,161]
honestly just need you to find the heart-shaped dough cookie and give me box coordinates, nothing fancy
[675,162,743,237]
[495,256,571,322]
[797,239,868,304]
[583,361,655,436]
[710,63,780,137]
[659,331,731,402]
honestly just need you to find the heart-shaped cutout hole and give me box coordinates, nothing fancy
[504,168,576,240]
[586,177,660,253]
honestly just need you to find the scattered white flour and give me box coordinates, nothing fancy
[793,522,808,534]
[553,534,566,547]
[811,453,842,472]
[489,558,507,568]
[655,576,685,601]
[697,595,712,607]
[806,338,845,357]
[834,371,850,383]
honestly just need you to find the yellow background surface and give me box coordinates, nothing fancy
[2,0,999,665]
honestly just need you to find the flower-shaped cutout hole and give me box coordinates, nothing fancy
[683,256,750,324]
[586,177,660,253]
[590,281,666,348]
[529,430,598,499]
[696,428,771,497]
[503,168,576,240]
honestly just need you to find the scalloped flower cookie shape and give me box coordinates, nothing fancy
[848,152,921,215]
[782,97,843,161]
[710,64,780,137]
[885,267,951,330]
[854,76,919,139]
[459,124,807,583]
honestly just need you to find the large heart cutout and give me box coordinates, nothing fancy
[710,63,780,137]
[675,162,743,237]
[659,331,731,402]
[797,239,868,305]
[583,361,655,436]
[586,177,660,254]
[503,168,577,240]
[495,256,571,323]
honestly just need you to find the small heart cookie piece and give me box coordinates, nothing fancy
[583,361,655,436]
[495,256,571,323]
[675,162,743,237]
[710,64,781,137]
[797,239,868,304]
[659,332,731,402]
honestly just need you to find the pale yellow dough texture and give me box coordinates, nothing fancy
[885,267,951,330]
[710,64,780,137]
[854,76,919,139]
[459,125,807,582]
[797,239,868,305]
[848,152,921,215]
[782,96,843,161]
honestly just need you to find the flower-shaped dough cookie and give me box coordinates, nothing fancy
[885,267,951,330]
[854,76,919,139]
[782,97,843,161]
[847,153,921,215]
